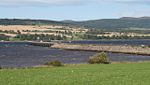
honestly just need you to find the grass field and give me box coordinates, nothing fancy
[0,62,150,85]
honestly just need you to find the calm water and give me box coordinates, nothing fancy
[0,41,150,68]
[64,39,150,46]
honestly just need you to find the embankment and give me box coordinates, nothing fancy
[51,43,150,55]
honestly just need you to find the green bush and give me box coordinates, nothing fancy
[44,60,63,67]
[88,52,110,64]
[0,66,2,69]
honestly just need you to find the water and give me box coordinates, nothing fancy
[64,39,150,46]
[0,41,150,68]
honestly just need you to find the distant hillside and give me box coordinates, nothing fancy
[64,17,150,30]
[0,19,66,26]
[1,17,150,30]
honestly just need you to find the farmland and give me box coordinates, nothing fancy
[0,25,87,37]
[0,25,88,41]
[0,25,150,41]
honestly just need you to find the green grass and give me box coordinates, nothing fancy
[0,62,150,85]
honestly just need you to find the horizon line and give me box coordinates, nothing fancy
[0,16,150,21]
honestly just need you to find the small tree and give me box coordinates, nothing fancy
[88,52,110,64]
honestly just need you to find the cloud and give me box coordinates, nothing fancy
[0,0,88,7]
[109,0,150,5]
[0,0,150,7]
[0,0,91,7]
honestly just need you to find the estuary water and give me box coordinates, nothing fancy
[0,40,150,68]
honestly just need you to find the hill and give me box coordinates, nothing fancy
[0,19,66,26]
[1,17,150,30]
[64,17,150,30]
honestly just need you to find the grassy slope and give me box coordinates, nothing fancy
[0,62,150,85]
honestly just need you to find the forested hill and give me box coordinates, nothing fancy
[1,17,150,30]
[63,17,150,29]
[0,19,66,26]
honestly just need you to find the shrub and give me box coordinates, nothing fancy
[44,60,63,67]
[0,66,2,69]
[88,52,110,64]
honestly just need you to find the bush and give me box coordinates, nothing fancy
[44,60,63,67]
[0,66,2,69]
[88,52,110,64]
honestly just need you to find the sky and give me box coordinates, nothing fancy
[0,0,150,21]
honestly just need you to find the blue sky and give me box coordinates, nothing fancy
[0,0,150,21]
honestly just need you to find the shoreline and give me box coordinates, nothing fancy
[1,61,150,69]
[1,40,150,56]
[51,43,150,56]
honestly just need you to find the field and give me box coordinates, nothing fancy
[0,25,88,40]
[0,25,87,35]
[0,62,150,85]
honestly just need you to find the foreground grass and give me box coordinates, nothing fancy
[0,62,150,85]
